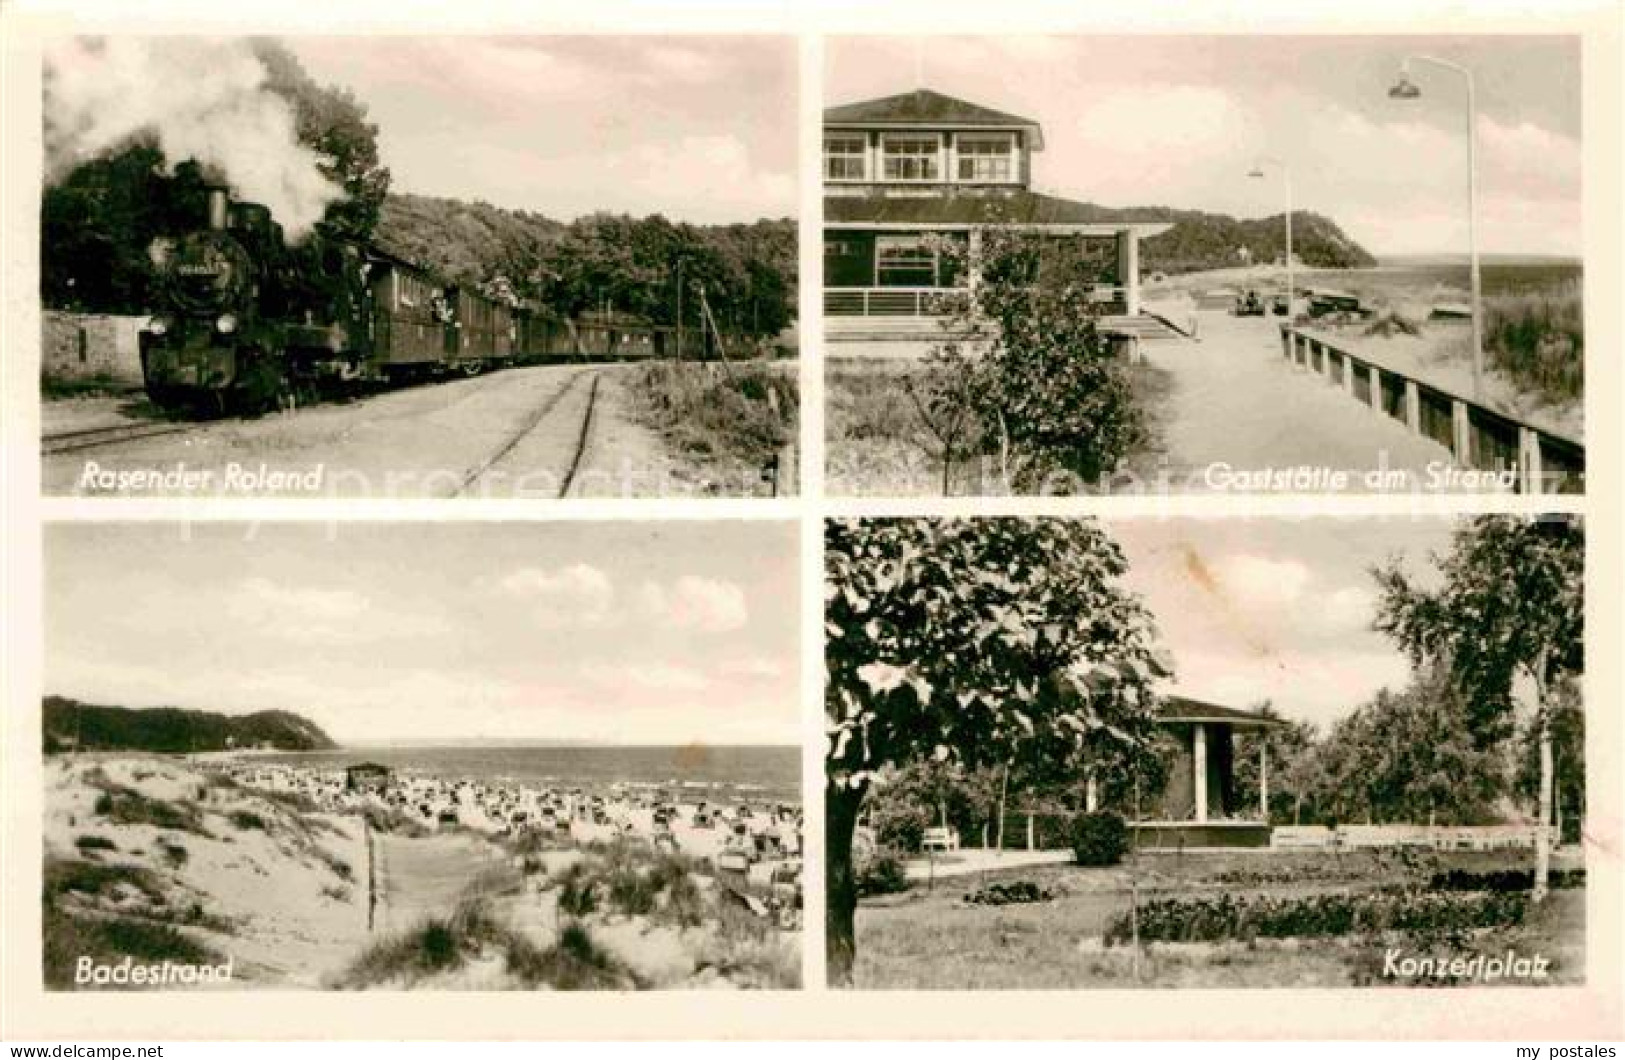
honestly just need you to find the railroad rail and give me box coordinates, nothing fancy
[452,368,602,499]
[1280,326,1584,494]
[41,422,192,457]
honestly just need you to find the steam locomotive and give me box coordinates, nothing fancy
[140,187,673,413]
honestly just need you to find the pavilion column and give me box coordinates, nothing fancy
[1116,230,1140,315]
[1085,772,1099,813]
[1192,723,1208,823]
[1259,742,1269,821]
[967,228,984,292]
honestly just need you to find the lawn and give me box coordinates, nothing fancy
[852,850,1585,989]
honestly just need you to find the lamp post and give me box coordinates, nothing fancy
[1247,157,1293,319]
[1389,55,1483,401]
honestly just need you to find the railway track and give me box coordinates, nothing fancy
[453,368,603,499]
[41,422,193,457]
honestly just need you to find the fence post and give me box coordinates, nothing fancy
[1342,357,1355,395]
[1452,400,1473,466]
[1368,365,1383,414]
[1404,380,1421,433]
[1519,427,1545,496]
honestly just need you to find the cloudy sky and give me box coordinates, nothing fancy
[285,36,798,224]
[829,36,1581,256]
[1107,516,1459,733]
[46,521,799,746]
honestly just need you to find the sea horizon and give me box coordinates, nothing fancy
[243,742,803,804]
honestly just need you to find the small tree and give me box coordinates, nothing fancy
[824,517,1167,984]
[912,229,1149,494]
[1372,514,1583,900]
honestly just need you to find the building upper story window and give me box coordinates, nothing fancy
[881,134,942,181]
[824,135,867,181]
[956,134,1016,182]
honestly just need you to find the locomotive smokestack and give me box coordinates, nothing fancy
[206,187,229,231]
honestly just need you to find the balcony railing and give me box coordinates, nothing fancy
[826,284,1128,317]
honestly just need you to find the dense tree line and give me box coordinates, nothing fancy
[1143,209,1377,274]
[42,696,337,754]
[377,198,796,343]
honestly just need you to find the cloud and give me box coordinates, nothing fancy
[581,663,712,694]
[1210,555,1313,613]
[496,564,616,628]
[1071,85,1258,162]
[220,577,445,644]
[636,576,750,634]
[492,567,749,635]
[719,657,786,680]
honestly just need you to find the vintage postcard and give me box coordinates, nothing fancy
[1,0,1620,1046]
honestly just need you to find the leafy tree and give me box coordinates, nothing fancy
[1305,667,1507,827]
[1230,703,1321,825]
[1515,678,1585,844]
[1372,514,1584,899]
[824,517,1167,984]
[916,228,1149,494]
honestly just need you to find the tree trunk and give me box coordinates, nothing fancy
[1535,715,1554,903]
[995,764,1009,852]
[826,781,866,987]
[1534,663,1553,903]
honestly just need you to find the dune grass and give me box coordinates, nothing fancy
[335,895,641,991]
[43,906,225,990]
[336,898,510,988]
[505,922,640,991]
[1483,281,1583,404]
[91,785,210,837]
[42,857,227,990]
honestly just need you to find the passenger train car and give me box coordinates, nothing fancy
[139,187,674,413]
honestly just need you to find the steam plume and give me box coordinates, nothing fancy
[44,37,341,238]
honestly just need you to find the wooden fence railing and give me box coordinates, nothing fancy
[1281,327,1584,494]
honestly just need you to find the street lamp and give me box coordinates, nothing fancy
[1248,157,1293,320]
[1389,55,1483,401]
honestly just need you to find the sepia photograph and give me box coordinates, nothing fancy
[39,36,799,498]
[42,521,802,990]
[826,514,1585,988]
[822,37,1584,496]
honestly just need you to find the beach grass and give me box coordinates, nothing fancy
[1483,281,1583,404]
[505,922,640,991]
[42,856,230,990]
[335,897,510,988]
[91,784,210,837]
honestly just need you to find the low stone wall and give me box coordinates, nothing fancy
[41,311,148,386]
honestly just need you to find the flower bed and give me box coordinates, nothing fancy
[962,881,1054,907]
[1104,888,1528,946]
[1427,868,1585,892]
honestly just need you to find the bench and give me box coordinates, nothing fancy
[922,826,960,853]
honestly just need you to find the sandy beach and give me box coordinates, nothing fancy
[43,751,803,991]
